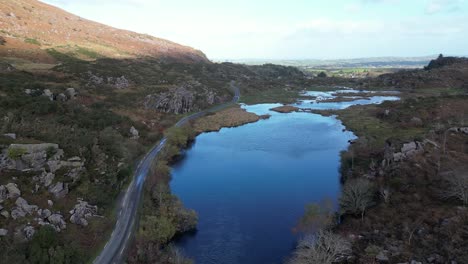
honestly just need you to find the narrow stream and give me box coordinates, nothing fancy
[170,90,399,264]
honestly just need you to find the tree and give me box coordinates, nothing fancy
[317,71,327,78]
[339,178,375,220]
[442,171,468,206]
[294,199,334,233]
[287,230,351,264]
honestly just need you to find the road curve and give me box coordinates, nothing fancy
[93,82,240,264]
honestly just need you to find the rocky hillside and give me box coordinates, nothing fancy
[0,0,209,63]
[363,55,468,90]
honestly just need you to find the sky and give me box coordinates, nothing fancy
[40,0,468,60]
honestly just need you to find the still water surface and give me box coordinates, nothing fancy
[171,91,397,264]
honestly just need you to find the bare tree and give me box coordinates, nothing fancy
[442,171,468,206]
[339,178,375,220]
[287,230,351,264]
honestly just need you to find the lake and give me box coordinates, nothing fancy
[170,90,398,264]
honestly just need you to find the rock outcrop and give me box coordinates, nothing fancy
[69,199,98,226]
[393,141,424,162]
[144,86,195,114]
[130,126,139,139]
[5,183,21,199]
[48,182,69,198]
[11,197,38,219]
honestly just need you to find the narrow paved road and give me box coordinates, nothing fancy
[93,82,240,264]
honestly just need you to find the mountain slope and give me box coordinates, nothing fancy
[0,0,209,63]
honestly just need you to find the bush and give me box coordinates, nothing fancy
[287,230,351,264]
[339,178,375,219]
[7,147,27,159]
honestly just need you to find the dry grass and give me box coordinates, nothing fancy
[270,105,299,113]
[193,106,269,133]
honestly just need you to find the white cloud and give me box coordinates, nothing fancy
[425,0,463,14]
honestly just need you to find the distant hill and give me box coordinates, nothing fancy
[0,0,209,63]
[223,56,439,69]
[364,55,468,90]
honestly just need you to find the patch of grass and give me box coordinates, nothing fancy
[24,38,41,46]
[76,46,100,59]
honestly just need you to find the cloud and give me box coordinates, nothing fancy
[425,0,463,14]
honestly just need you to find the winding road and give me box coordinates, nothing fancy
[93,82,240,264]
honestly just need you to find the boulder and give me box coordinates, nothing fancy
[15,197,38,214]
[3,133,16,139]
[42,89,53,101]
[65,88,77,99]
[0,228,7,236]
[376,250,390,262]
[40,171,55,187]
[48,182,69,198]
[69,200,98,226]
[1,210,10,218]
[8,143,63,171]
[57,93,67,102]
[48,214,66,231]
[6,183,21,199]
[37,208,51,219]
[460,127,468,135]
[23,226,35,240]
[11,208,26,219]
[47,200,53,207]
[130,126,139,139]
[410,117,423,126]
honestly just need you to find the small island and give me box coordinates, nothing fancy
[270,105,299,113]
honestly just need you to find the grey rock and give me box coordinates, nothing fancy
[1,210,10,218]
[42,89,53,101]
[410,117,423,126]
[23,226,35,240]
[410,261,422,264]
[24,89,32,95]
[7,143,63,171]
[48,182,69,198]
[65,88,77,99]
[15,197,38,214]
[130,126,139,139]
[6,183,21,199]
[144,86,195,114]
[0,228,8,236]
[40,171,55,187]
[3,133,16,139]
[38,209,51,218]
[57,93,67,102]
[48,214,66,231]
[47,200,53,207]
[70,200,98,226]
[460,127,468,134]
[11,208,26,219]
[47,160,62,173]
[376,250,390,262]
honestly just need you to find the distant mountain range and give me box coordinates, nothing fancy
[220,56,467,69]
[0,0,208,63]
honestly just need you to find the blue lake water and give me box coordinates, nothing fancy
[170,91,398,264]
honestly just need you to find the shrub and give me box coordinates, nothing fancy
[339,178,375,219]
[7,147,27,159]
[287,230,351,264]
[295,199,334,233]
[442,171,468,206]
